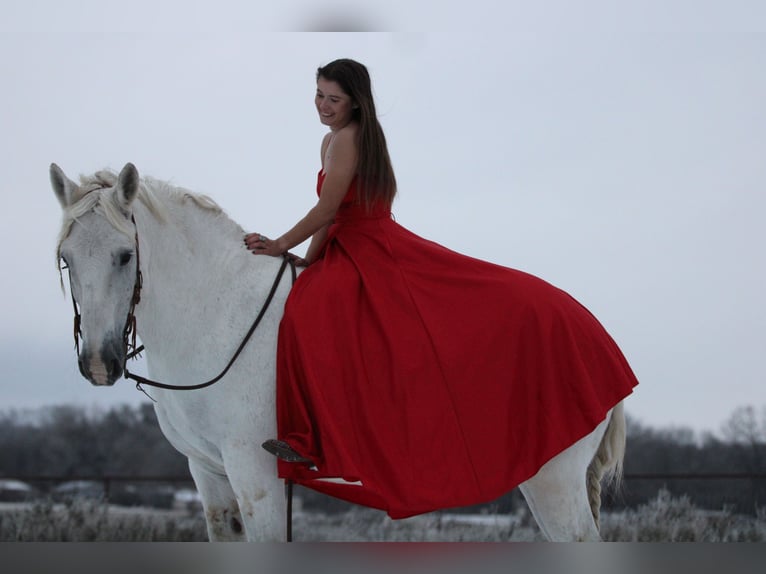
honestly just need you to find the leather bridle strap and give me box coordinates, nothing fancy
[124,254,295,391]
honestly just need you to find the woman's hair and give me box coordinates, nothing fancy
[317,59,397,209]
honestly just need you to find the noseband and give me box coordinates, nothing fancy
[65,213,295,394]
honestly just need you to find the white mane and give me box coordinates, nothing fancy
[55,169,241,288]
[56,169,232,260]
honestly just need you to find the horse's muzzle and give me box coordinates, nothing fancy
[78,338,125,386]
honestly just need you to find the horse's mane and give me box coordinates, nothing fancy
[56,169,233,274]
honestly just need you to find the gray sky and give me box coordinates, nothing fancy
[1,1,764,434]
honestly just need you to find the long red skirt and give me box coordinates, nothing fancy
[275,195,638,519]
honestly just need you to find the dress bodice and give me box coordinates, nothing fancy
[317,170,356,203]
[317,170,391,222]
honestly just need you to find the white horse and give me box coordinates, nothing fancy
[50,162,625,541]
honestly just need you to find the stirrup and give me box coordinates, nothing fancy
[262,439,313,464]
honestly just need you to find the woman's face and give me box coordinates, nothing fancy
[315,77,356,131]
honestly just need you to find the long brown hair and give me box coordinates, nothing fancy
[317,59,397,209]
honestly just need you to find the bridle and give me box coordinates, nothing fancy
[68,214,142,361]
[66,214,296,394]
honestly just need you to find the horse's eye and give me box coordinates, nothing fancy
[118,251,133,267]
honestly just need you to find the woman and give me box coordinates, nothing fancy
[245,59,638,519]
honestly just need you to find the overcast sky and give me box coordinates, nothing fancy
[1,1,764,435]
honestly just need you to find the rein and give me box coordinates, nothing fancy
[123,253,296,392]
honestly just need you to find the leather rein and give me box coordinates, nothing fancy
[67,215,296,394]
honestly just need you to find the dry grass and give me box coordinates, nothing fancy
[601,488,766,542]
[0,498,207,541]
[2,489,764,541]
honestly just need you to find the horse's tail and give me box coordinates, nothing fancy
[586,401,626,531]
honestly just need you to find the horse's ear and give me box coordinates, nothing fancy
[50,163,79,209]
[116,162,140,210]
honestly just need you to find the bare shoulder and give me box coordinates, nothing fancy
[333,123,358,145]
[322,125,358,175]
[327,124,359,159]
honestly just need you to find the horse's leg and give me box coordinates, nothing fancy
[518,412,612,541]
[223,451,287,542]
[188,458,246,541]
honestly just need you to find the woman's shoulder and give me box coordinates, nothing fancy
[320,127,355,155]
[321,123,358,143]
[330,125,359,156]
[321,124,359,172]
[336,122,359,140]
[326,125,358,164]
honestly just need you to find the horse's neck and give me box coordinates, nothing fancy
[132,194,285,361]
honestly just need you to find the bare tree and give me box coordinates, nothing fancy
[721,405,766,446]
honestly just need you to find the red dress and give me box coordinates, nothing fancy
[275,171,638,519]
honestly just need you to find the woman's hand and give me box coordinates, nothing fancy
[244,232,287,257]
[286,253,310,267]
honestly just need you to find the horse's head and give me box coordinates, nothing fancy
[51,162,141,386]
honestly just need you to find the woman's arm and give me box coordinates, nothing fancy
[302,223,330,264]
[245,127,357,257]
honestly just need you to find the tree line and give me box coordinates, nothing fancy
[1,403,765,514]
[615,405,766,514]
[0,403,189,480]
